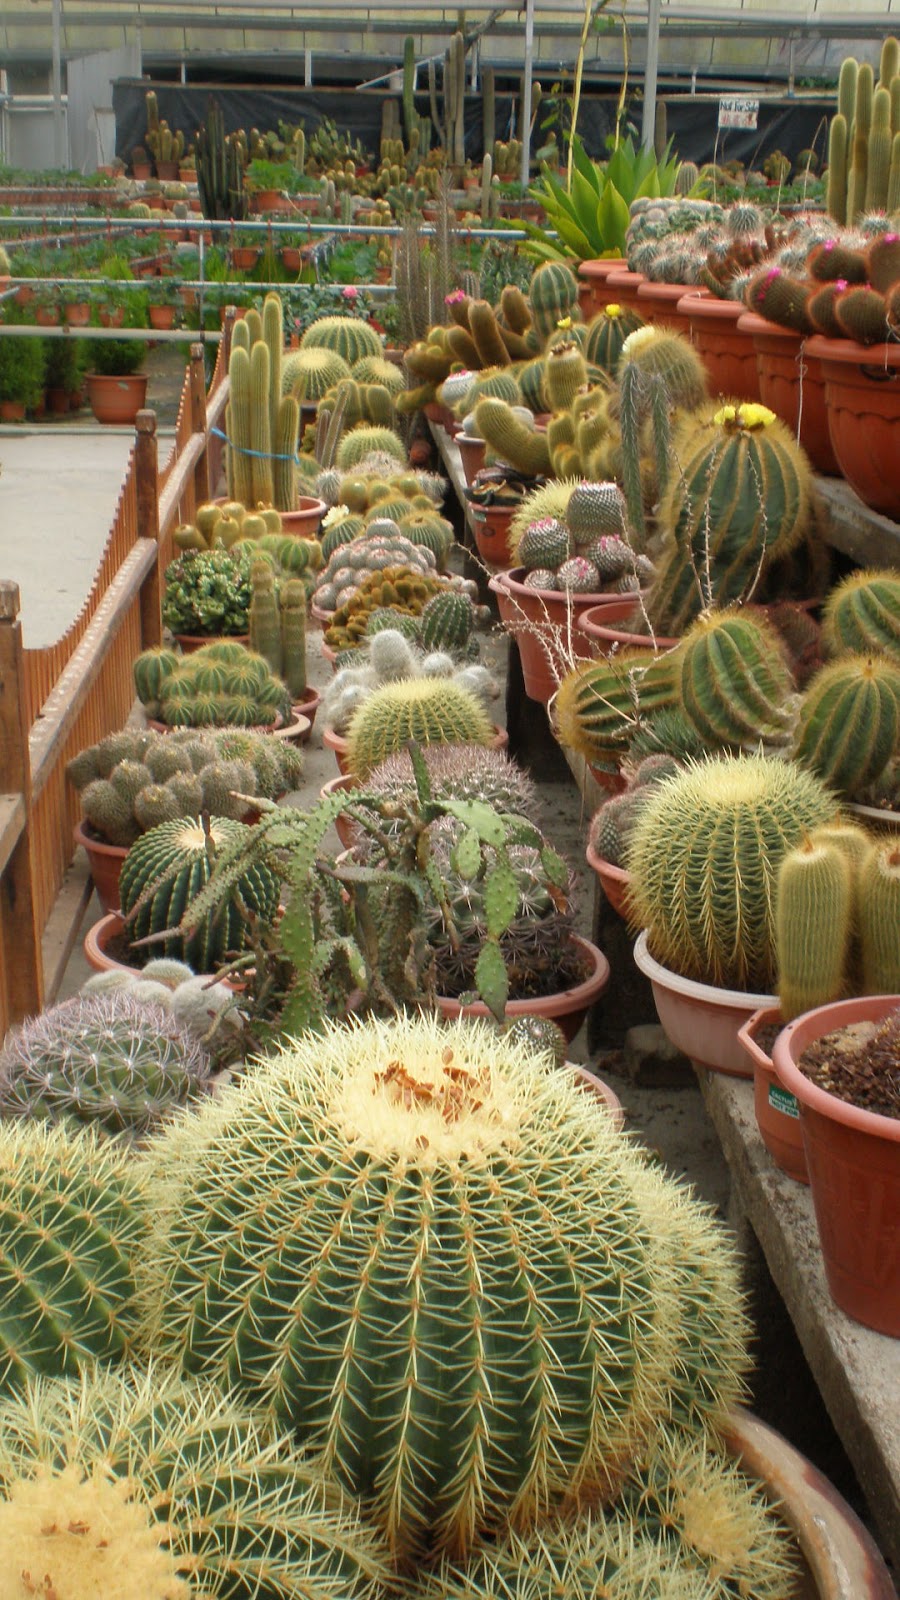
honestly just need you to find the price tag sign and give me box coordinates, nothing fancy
[718,96,760,129]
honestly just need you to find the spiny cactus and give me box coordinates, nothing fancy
[528,260,580,342]
[139,1012,750,1559]
[0,992,210,1139]
[677,609,795,749]
[283,346,352,401]
[301,314,384,366]
[584,305,645,375]
[775,839,854,1021]
[471,398,552,476]
[139,643,291,730]
[0,1369,391,1600]
[792,654,900,798]
[626,753,838,991]
[120,815,281,972]
[346,677,495,778]
[366,742,540,821]
[822,567,900,663]
[858,841,900,995]
[0,1121,144,1392]
[566,480,630,546]
[555,653,680,770]
[335,425,407,472]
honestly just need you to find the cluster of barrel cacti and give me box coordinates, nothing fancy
[68,723,302,843]
[827,39,900,224]
[314,527,442,612]
[745,227,900,344]
[509,479,655,596]
[132,639,293,729]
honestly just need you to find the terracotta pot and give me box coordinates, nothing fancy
[74,819,126,915]
[434,933,610,1043]
[319,772,359,849]
[603,268,646,313]
[738,313,839,475]
[472,504,515,567]
[424,399,455,430]
[47,386,70,415]
[772,993,900,1335]
[64,300,91,326]
[633,929,775,1077]
[738,1004,809,1184]
[636,280,702,335]
[291,684,321,739]
[156,160,179,181]
[279,496,327,538]
[231,246,259,270]
[173,632,250,654]
[148,303,177,330]
[585,838,631,919]
[85,372,148,426]
[489,567,624,706]
[805,335,900,518]
[35,305,60,326]
[0,400,25,422]
[579,599,679,656]
[99,305,126,328]
[248,189,283,214]
[577,257,626,318]
[310,600,333,629]
[457,433,486,486]
[281,246,303,272]
[132,162,152,181]
[324,723,509,778]
[679,294,761,401]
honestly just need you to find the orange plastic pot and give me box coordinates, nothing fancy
[279,495,327,538]
[738,314,838,475]
[576,257,625,318]
[772,993,900,1335]
[585,838,631,919]
[456,433,486,486]
[472,504,515,567]
[738,1004,809,1184]
[805,335,900,518]
[74,819,126,916]
[579,599,679,656]
[434,934,610,1043]
[679,294,761,401]
[603,269,645,313]
[636,280,702,334]
[489,568,623,705]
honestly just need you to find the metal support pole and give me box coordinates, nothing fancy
[51,0,64,169]
[520,0,535,189]
[640,0,662,152]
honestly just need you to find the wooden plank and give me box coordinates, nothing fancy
[0,793,26,878]
[28,541,157,799]
[157,432,208,535]
[0,582,42,1027]
[700,1071,900,1572]
[817,478,900,570]
[42,855,94,1006]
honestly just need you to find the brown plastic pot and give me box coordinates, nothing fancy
[434,933,610,1043]
[738,1004,809,1184]
[603,269,646,313]
[279,495,327,538]
[472,504,515,567]
[772,993,900,1335]
[579,599,680,656]
[490,568,624,705]
[636,280,703,334]
[74,819,126,915]
[585,837,631,920]
[576,257,625,318]
[457,433,487,486]
[805,335,900,518]
[678,294,761,401]
[633,929,774,1078]
[738,313,839,475]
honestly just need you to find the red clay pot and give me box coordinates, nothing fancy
[279,496,327,538]
[149,303,177,330]
[636,280,702,334]
[472,504,515,567]
[457,433,486,486]
[585,838,631,919]
[231,246,259,270]
[738,1004,809,1184]
[64,300,91,326]
[434,933,610,1043]
[0,400,25,422]
[603,269,646,314]
[772,993,900,1335]
[489,568,623,706]
[576,257,626,318]
[85,372,148,426]
[805,335,900,518]
[679,294,761,401]
[291,684,321,739]
[738,313,838,473]
[579,599,679,656]
[319,773,360,849]
[74,819,126,915]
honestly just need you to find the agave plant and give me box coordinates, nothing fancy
[521,134,683,264]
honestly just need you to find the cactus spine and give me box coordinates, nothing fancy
[775,840,853,1020]
[678,610,795,748]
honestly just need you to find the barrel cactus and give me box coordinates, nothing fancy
[528,260,580,341]
[584,304,645,374]
[0,1369,390,1600]
[346,677,495,778]
[791,654,900,798]
[0,1121,144,1393]
[626,753,838,991]
[300,313,384,366]
[677,609,795,749]
[335,425,407,472]
[0,991,211,1139]
[555,653,680,770]
[282,346,352,402]
[139,1013,749,1559]
[821,567,900,664]
[119,815,280,971]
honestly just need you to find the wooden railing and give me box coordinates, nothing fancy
[0,316,235,1039]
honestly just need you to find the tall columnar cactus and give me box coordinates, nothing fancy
[120,815,280,971]
[0,991,210,1138]
[822,568,900,663]
[859,841,900,994]
[626,753,838,991]
[826,114,849,224]
[280,578,308,699]
[263,291,283,467]
[139,1013,750,1559]
[346,677,494,777]
[482,64,496,156]
[646,403,812,638]
[0,1122,144,1392]
[866,86,893,209]
[775,839,854,1020]
[250,340,274,508]
[249,558,282,675]
[838,55,858,124]
[792,654,900,798]
[677,609,795,749]
[0,1370,390,1600]
[196,96,246,221]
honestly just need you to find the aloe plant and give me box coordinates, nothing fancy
[521,134,682,263]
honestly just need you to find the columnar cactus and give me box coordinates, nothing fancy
[139,1013,749,1559]
[775,839,854,1020]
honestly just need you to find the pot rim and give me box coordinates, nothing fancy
[805,333,900,369]
[585,837,630,888]
[633,928,777,1010]
[771,994,900,1140]
[73,816,129,858]
[435,931,610,1020]
[492,566,632,608]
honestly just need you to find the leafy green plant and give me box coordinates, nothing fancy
[162,545,256,636]
[84,335,146,376]
[0,315,46,408]
[521,133,682,263]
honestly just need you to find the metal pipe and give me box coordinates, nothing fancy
[640,0,662,152]
[51,0,64,169]
[520,0,535,190]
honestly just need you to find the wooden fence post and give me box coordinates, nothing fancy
[189,343,210,508]
[0,581,42,1032]
[134,409,162,650]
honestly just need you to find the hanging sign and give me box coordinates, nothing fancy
[718,96,760,129]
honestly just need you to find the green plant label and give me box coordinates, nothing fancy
[768,1084,799,1118]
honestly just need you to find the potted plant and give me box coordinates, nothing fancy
[0,316,47,420]
[162,545,255,646]
[44,332,87,414]
[244,159,294,213]
[33,285,61,326]
[146,279,178,330]
[131,640,300,735]
[83,334,148,424]
[69,724,303,914]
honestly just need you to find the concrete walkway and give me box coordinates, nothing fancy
[0,429,139,649]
